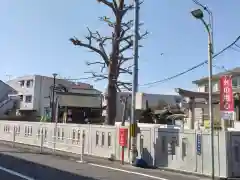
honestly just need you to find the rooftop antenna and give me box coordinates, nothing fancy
[5,74,12,81]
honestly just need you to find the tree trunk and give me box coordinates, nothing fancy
[105,13,122,125]
[105,69,117,125]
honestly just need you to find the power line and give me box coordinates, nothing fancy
[140,35,240,87]
[231,46,240,52]
[235,44,240,48]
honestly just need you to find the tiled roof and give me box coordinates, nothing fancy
[192,67,240,84]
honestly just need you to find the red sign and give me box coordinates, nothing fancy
[220,75,234,112]
[119,128,128,147]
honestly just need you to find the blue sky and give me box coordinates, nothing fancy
[0,0,240,94]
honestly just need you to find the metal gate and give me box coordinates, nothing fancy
[231,135,240,177]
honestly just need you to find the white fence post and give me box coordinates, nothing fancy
[79,131,86,163]
[53,124,57,153]
[12,125,16,148]
[40,128,44,153]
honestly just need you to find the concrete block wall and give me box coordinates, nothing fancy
[0,120,239,178]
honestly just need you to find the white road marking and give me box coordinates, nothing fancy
[88,163,169,180]
[0,166,35,180]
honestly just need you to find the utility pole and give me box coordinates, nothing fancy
[130,0,140,164]
[51,73,57,123]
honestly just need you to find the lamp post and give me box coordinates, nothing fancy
[51,73,58,123]
[191,8,215,179]
[52,73,58,152]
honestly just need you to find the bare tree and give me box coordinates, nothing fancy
[70,0,147,125]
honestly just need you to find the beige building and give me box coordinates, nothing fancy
[176,67,240,129]
[193,67,240,93]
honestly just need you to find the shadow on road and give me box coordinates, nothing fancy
[0,153,98,180]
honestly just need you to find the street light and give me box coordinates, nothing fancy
[191,9,204,19]
[52,73,58,152]
[51,73,58,123]
[191,8,215,179]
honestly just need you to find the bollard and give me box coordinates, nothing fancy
[140,135,144,157]
[12,126,16,148]
[121,146,124,165]
[53,126,57,153]
[40,128,44,153]
[79,131,86,163]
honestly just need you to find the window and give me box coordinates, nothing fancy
[19,95,23,101]
[213,83,219,92]
[19,80,24,87]
[232,77,239,88]
[204,84,209,92]
[26,80,33,88]
[25,95,32,103]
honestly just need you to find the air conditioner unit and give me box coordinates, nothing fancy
[8,94,21,100]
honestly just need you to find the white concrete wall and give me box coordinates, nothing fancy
[0,120,239,178]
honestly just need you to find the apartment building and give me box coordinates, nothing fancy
[6,75,102,118]
[193,67,240,93]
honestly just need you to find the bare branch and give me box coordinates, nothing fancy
[70,28,109,65]
[84,71,108,81]
[119,56,133,65]
[119,67,132,75]
[121,4,134,17]
[117,81,132,91]
[85,61,106,73]
[99,16,115,28]
[119,30,148,53]
[97,0,113,8]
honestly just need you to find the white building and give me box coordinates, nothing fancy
[102,91,181,122]
[6,75,102,117]
[0,80,18,116]
[102,91,131,122]
[135,92,181,110]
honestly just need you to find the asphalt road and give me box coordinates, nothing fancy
[0,143,206,180]
[0,169,26,180]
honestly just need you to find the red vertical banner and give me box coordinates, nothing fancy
[219,75,234,120]
[119,128,128,147]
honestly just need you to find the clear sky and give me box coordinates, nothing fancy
[0,0,240,94]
